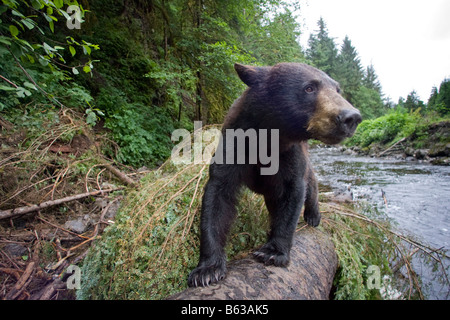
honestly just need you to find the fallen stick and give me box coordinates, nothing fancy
[0,188,123,220]
[100,160,137,187]
[36,279,66,300]
[378,137,406,157]
[4,261,36,300]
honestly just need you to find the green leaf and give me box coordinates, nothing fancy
[69,45,76,56]
[60,9,70,20]
[83,65,91,73]
[26,54,35,63]
[9,25,19,37]
[10,42,23,57]
[0,85,17,92]
[86,109,97,126]
[23,81,37,90]
[31,0,43,10]
[21,18,35,30]
[0,36,12,46]
[16,38,34,51]
[43,42,56,53]
[49,20,54,33]
[11,10,25,19]
[16,87,32,98]
[0,6,8,15]
[38,57,49,66]
[43,13,52,22]
[82,45,91,55]
[54,0,64,9]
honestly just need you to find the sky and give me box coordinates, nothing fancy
[298,0,450,103]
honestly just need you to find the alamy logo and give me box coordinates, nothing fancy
[66,5,82,30]
[66,265,81,290]
[171,121,280,175]
[366,265,381,289]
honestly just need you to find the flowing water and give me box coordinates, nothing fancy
[309,146,450,299]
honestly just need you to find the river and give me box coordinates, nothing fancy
[309,146,450,300]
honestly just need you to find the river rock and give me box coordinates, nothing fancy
[4,243,28,257]
[343,149,356,156]
[105,199,121,219]
[414,149,429,160]
[429,143,450,157]
[404,147,415,157]
[65,214,91,234]
[334,190,353,203]
[351,146,361,153]
[430,157,450,166]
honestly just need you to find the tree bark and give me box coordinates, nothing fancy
[169,227,337,300]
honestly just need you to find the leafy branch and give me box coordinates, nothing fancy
[0,0,99,104]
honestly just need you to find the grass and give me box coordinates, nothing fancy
[77,136,449,299]
[345,108,450,152]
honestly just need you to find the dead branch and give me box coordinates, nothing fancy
[100,160,137,187]
[378,137,406,157]
[4,261,36,300]
[0,188,123,220]
[35,279,66,300]
[0,115,14,131]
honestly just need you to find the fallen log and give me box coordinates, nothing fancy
[169,227,337,300]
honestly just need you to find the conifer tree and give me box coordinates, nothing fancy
[363,64,382,95]
[335,36,363,104]
[306,17,338,77]
[427,79,450,115]
[405,90,425,112]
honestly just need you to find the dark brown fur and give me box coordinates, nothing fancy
[188,63,361,287]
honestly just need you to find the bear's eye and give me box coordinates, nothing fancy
[305,85,315,94]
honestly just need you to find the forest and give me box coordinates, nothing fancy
[1,0,449,300]
[1,0,448,167]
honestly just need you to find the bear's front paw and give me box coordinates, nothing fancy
[304,209,321,227]
[253,243,290,267]
[187,263,226,287]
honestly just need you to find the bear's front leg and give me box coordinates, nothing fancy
[254,179,305,266]
[303,168,321,227]
[187,165,241,287]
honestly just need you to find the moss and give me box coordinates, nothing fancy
[78,159,271,299]
[79,172,414,299]
[78,127,429,299]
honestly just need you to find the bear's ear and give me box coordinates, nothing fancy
[234,63,269,87]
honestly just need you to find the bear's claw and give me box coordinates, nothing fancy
[253,243,290,267]
[187,264,226,287]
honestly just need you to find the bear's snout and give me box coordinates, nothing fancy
[307,86,362,145]
[337,109,362,137]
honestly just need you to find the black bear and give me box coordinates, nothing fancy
[187,62,362,287]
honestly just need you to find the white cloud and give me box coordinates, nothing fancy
[299,0,450,102]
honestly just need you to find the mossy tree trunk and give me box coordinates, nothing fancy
[169,227,337,300]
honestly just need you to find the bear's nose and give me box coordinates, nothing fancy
[337,109,362,134]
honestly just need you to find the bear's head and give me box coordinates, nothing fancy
[234,62,362,145]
